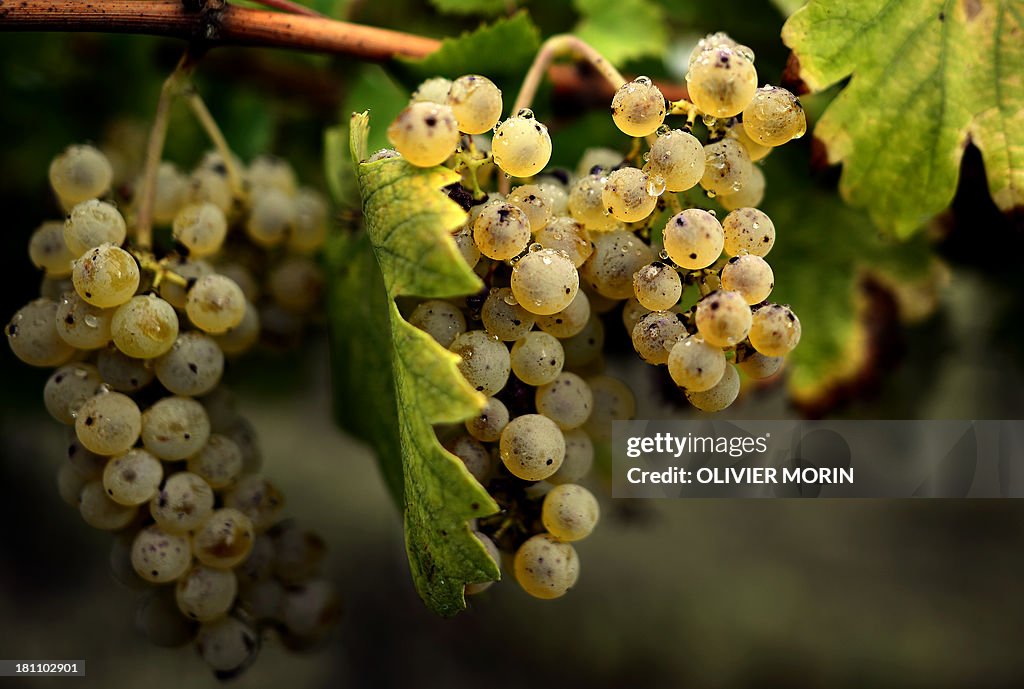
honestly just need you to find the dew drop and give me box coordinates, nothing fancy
[529,243,543,253]
[708,209,717,217]
[702,114,718,128]
[659,249,670,260]
[706,190,717,199]
[84,315,99,328]
[516,108,535,119]
[646,175,667,197]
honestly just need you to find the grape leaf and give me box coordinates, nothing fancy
[324,113,499,616]
[573,0,668,65]
[782,0,1024,237]
[428,0,509,16]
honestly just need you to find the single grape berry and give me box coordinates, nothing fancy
[447,74,503,135]
[611,76,666,137]
[492,111,552,178]
[507,184,554,232]
[131,525,192,584]
[72,243,141,308]
[411,77,452,104]
[510,247,579,316]
[513,534,579,600]
[535,372,593,430]
[444,434,493,484]
[568,173,618,231]
[150,472,215,533]
[387,102,460,168]
[632,311,687,365]
[536,290,591,338]
[173,202,228,258]
[64,200,127,255]
[542,483,600,541]
[246,188,295,248]
[721,254,774,305]
[748,304,801,357]
[29,221,76,277]
[534,217,592,268]
[75,391,142,456]
[49,144,113,205]
[686,47,758,118]
[738,350,784,378]
[548,428,594,485]
[499,413,565,481]
[695,290,752,347]
[722,207,775,256]
[686,362,741,411]
[718,165,766,211]
[700,138,753,196]
[646,129,705,192]
[464,396,510,443]
[409,299,467,348]
[510,331,564,386]
[111,294,180,359]
[6,298,76,367]
[727,121,771,162]
[633,261,682,311]
[186,274,247,335]
[480,287,536,342]
[602,167,658,223]
[176,565,238,622]
[473,201,531,260]
[581,229,655,299]
[103,448,163,506]
[43,362,102,425]
[141,396,211,460]
[667,335,726,392]
[583,375,636,442]
[663,209,724,270]
[449,330,511,396]
[55,291,114,350]
[742,86,806,147]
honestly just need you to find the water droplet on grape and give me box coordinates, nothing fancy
[659,249,670,260]
[706,190,717,198]
[702,114,717,128]
[635,76,652,86]
[516,108,535,119]
[646,175,667,196]
[708,209,717,217]
[84,315,99,328]
[529,243,543,253]
[656,124,671,137]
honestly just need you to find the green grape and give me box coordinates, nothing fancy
[141,396,211,460]
[581,229,655,299]
[192,507,255,568]
[449,330,510,396]
[622,297,650,334]
[268,256,323,313]
[568,173,618,231]
[288,188,329,253]
[212,303,260,356]
[79,480,137,530]
[510,248,580,315]
[451,224,481,269]
[224,474,285,532]
[447,74,503,135]
[513,534,579,600]
[633,261,682,311]
[536,290,591,339]
[611,76,666,137]
[56,291,113,350]
[721,254,774,305]
[246,188,295,248]
[473,201,531,260]
[64,200,127,255]
[158,258,213,310]
[172,202,228,258]
[150,472,215,534]
[6,298,75,367]
[411,77,452,104]
[727,122,771,162]
[719,165,766,212]
[96,346,154,393]
[103,448,163,506]
[645,129,705,193]
[464,396,510,443]
[560,315,604,368]
[155,332,224,396]
[130,524,192,584]
[687,362,740,412]
[535,216,592,268]
[189,168,233,214]
[499,413,565,481]
[602,167,658,222]
[66,427,108,479]
[742,86,806,147]
[510,331,564,386]
[492,111,552,178]
[748,304,801,357]
[695,290,752,347]
[542,483,599,541]
[409,299,467,348]
[196,616,260,677]
[151,162,189,225]
[722,206,774,256]
[443,434,493,484]
[57,462,89,507]
[465,532,500,595]
[738,350,784,378]
[667,335,726,392]
[273,525,326,585]
[700,138,753,196]
[72,243,140,308]
[548,429,594,485]
[535,372,593,430]
[75,391,142,456]
[49,144,113,205]
[40,274,74,301]
[507,184,554,232]
[199,386,239,433]
[214,262,259,303]
[387,102,460,168]
[663,209,724,270]
[29,221,76,277]
[537,181,569,215]
[187,434,244,489]
[582,375,636,442]
[481,287,536,341]
[686,47,758,118]
[186,274,247,334]
[632,310,687,365]
[247,155,297,196]
[44,362,102,425]
[111,294,180,359]
[176,565,238,622]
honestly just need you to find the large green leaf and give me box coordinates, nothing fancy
[573,0,668,65]
[783,0,1024,237]
[325,113,499,616]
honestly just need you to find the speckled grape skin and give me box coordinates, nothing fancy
[150,472,215,534]
[56,291,114,350]
[513,534,579,600]
[447,74,503,135]
[663,209,724,270]
[727,121,772,162]
[582,376,636,442]
[492,115,552,178]
[451,224,481,269]
[44,363,102,425]
[64,200,127,255]
[6,298,76,367]
[131,524,192,583]
[103,448,164,506]
[686,47,758,118]
[72,244,140,308]
[535,217,592,268]
[719,166,766,212]
[542,483,600,541]
[155,332,224,396]
[687,362,740,411]
[749,303,802,357]
[560,315,605,368]
[481,287,536,341]
[449,330,510,396]
[192,507,255,568]
[507,184,554,232]
[111,294,180,359]
[700,138,753,196]
[411,77,452,104]
[535,372,593,430]
[387,102,460,167]
[602,167,658,223]
[738,350,784,379]
[176,565,238,622]
[224,474,285,532]
[464,396,510,443]
[49,144,112,204]
[510,248,580,316]
[186,274,247,335]
[29,221,76,276]
[196,616,260,674]
[499,414,565,481]
[581,229,655,299]
[667,335,726,392]
[646,129,705,192]
[473,201,531,260]
[632,311,687,365]
[742,86,806,147]
[187,434,244,489]
[568,174,618,231]
[510,331,564,386]
[141,396,211,460]
[721,254,774,305]
[97,347,154,393]
[722,207,775,257]
[444,434,493,483]
[75,391,142,456]
[409,300,467,348]
[536,290,591,338]
[173,202,228,258]
[633,261,682,311]
[695,290,752,347]
[79,480,138,530]
[610,77,666,137]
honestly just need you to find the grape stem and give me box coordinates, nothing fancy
[129,249,189,288]
[249,0,324,17]
[182,85,246,198]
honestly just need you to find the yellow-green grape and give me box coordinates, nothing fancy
[449,330,510,395]
[226,421,260,475]
[632,311,687,365]
[465,532,500,596]
[535,217,592,268]
[536,290,591,338]
[72,243,140,308]
[64,200,127,255]
[687,362,740,411]
[151,162,189,225]
[172,203,227,258]
[213,303,259,356]
[155,332,224,396]
[749,304,801,357]
[695,290,752,347]
[79,481,137,530]
[537,182,569,215]
[622,297,649,334]
[513,533,579,600]
[29,221,76,276]
[150,472,214,533]
[246,188,295,248]
[481,287,536,341]
[6,298,75,367]
[510,331,564,386]
[66,427,108,479]
[700,138,753,196]
[742,86,806,147]
[727,121,771,162]
[560,315,604,368]
[492,111,552,178]
[288,188,329,253]
[535,372,593,430]
[602,167,658,223]
[158,258,212,309]
[49,144,113,205]
[189,168,233,214]
[268,256,323,313]
[687,31,741,65]
[611,76,666,137]
[187,434,244,490]
[196,616,260,675]
[686,47,758,118]
[272,525,326,585]
[739,350,784,379]
[510,248,580,316]
[542,483,599,541]
[111,294,179,359]
[645,129,705,192]
[411,77,452,104]
[721,254,774,305]
[75,391,141,455]
[96,347,153,393]
[473,201,531,260]
[177,565,238,622]
[57,463,88,507]
[451,224,481,269]
[718,165,766,211]
[444,434,493,483]
[409,299,467,348]
[215,262,259,303]
[102,448,163,506]
[582,229,656,299]
[44,363,102,425]
[223,474,285,532]
[568,173,618,231]
[464,396,510,443]
[583,375,635,442]
[663,209,724,269]
[507,184,554,232]
[192,507,255,568]
[722,207,775,257]
[142,396,211,460]
[447,74,503,135]
[55,291,113,350]
[667,335,726,391]
[575,148,622,179]
[40,275,74,301]
[499,413,565,481]
[548,428,594,485]
[131,524,191,583]
[247,155,297,196]
[387,102,460,168]
[633,261,682,311]
[186,274,247,334]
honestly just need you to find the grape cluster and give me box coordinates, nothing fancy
[380,35,802,599]
[8,144,339,677]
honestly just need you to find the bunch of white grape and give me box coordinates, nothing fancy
[8,143,339,677]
